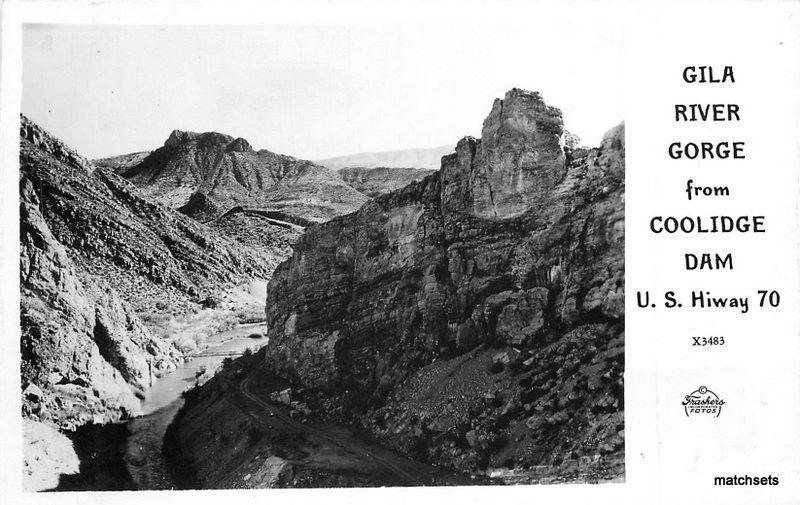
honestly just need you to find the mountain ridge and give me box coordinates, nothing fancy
[116,130,369,223]
[19,115,305,489]
[93,151,151,173]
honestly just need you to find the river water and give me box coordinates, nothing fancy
[124,323,269,489]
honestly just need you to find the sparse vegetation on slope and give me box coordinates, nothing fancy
[118,129,369,222]
[339,166,438,197]
[19,116,302,488]
[93,151,151,173]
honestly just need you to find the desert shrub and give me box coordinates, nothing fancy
[237,310,266,324]
[173,336,198,354]
[508,358,524,373]
[488,433,508,452]
[246,425,262,445]
[139,311,170,326]
[200,296,219,309]
[487,360,505,375]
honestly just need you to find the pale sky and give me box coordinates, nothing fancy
[22,20,623,160]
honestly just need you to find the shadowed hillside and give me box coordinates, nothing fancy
[19,116,300,490]
[118,130,368,223]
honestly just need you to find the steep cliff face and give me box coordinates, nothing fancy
[20,116,280,314]
[20,176,178,429]
[19,115,295,430]
[120,130,368,222]
[20,116,309,489]
[470,90,567,219]
[263,89,624,480]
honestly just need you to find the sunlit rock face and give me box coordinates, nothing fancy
[470,89,567,219]
[229,88,623,480]
[264,88,624,391]
[19,116,276,430]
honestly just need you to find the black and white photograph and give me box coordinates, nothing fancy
[15,18,625,491]
[5,1,800,504]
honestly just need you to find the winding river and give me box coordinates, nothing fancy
[123,323,269,489]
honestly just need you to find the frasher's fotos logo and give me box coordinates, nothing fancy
[683,386,725,418]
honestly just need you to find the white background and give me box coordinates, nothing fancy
[626,4,800,504]
[1,1,799,504]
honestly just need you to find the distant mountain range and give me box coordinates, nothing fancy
[94,135,453,224]
[93,139,452,224]
[97,131,368,223]
[339,166,438,198]
[315,145,452,171]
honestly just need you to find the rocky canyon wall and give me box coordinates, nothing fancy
[265,88,623,389]
[263,89,624,480]
[19,116,282,457]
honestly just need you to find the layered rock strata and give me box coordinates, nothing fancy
[263,89,624,480]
